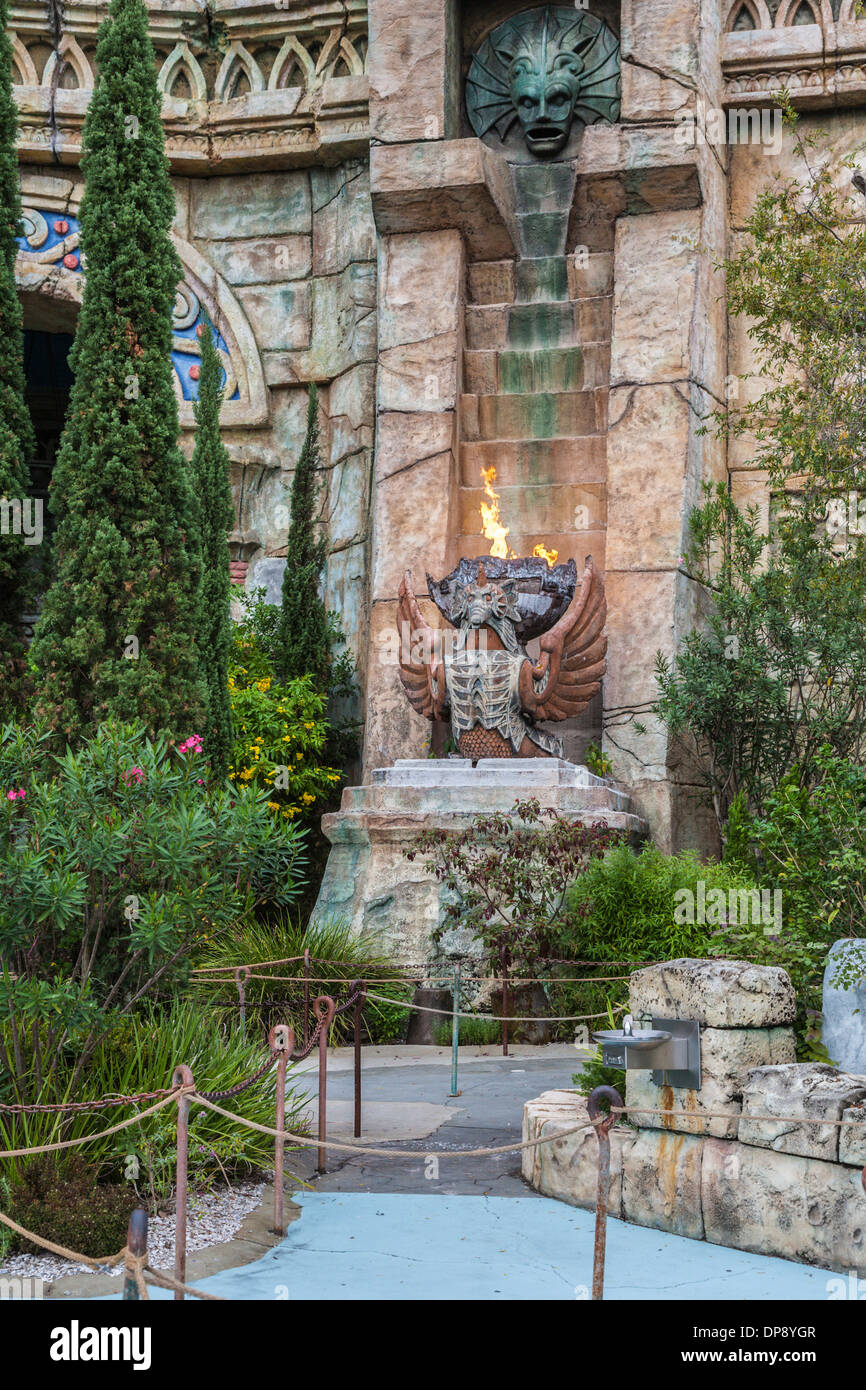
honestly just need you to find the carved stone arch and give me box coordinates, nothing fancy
[836,0,860,21]
[726,0,773,31]
[775,0,833,27]
[332,35,366,78]
[12,181,268,429]
[267,34,316,90]
[42,35,93,91]
[315,27,344,80]
[9,33,39,86]
[158,42,207,102]
[214,41,265,101]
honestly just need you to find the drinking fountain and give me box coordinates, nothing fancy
[593,1014,702,1090]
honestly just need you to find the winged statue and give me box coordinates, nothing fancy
[397,556,606,760]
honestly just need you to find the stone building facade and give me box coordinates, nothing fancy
[10,0,866,849]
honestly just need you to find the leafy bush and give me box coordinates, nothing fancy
[228,669,342,821]
[407,798,614,975]
[719,749,866,1058]
[572,1051,626,1109]
[432,1015,501,1047]
[5,1155,136,1258]
[0,720,307,1096]
[0,1001,309,1203]
[548,844,761,1039]
[191,915,413,1045]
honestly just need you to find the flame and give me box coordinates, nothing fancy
[479,466,512,560]
[532,543,559,566]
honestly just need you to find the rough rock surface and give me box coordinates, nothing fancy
[521,1090,627,1217]
[839,1102,866,1168]
[822,938,866,1076]
[629,958,796,1029]
[739,1063,866,1161]
[625,1026,796,1139]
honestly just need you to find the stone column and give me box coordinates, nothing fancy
[363,228,464,776]
[602,0,729,853]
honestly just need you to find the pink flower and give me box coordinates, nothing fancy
[121,767,145,786]
[196,779,204,785]
[6,789,25,801]
[178,735,204,755]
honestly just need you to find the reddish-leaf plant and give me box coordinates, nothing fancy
[406,797,616,973]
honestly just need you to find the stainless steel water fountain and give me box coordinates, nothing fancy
[594,1014,702,1090]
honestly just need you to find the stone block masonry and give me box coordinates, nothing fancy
[523,959,866,1275]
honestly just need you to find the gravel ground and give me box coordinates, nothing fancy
[0,1180,265,1285]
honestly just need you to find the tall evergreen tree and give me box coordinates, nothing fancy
[0,0,36,710]
[191,321,233,781]
[31,0,206,742]
[275,383,330,689]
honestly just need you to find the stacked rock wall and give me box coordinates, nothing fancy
[523,959,866,1274]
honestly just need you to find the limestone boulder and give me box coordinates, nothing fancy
[839,1102,866,1168]
[629,958,796,1029]
[739,1063,866,1161]
[625,1026,796,1139]
[702,1138,866,1275]
[521,1090,628,1217]
[621,1128,705,1239]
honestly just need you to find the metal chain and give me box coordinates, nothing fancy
[0,1087,173,1115]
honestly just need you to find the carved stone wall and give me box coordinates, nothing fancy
[12,0,866,849]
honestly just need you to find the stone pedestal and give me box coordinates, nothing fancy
[311,757,647,966]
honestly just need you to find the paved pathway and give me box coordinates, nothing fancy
[97,1046,843,1300]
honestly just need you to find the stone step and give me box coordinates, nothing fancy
[457,480,606,536]
[515,256,569,303]
[468,259,516,306]
[346,777,634,817]
[507,297,611,349]
[463,344,609,396]
[460,389,605,441]
[460,436,606,487]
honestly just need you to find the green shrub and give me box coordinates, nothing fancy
[572,1050,626,1110]
[718,749,866,1058]
[0,720,307,1097]
[191,915,413,1045]
[546,844,761,1039]
[0,1001,309,1203]
[433,1016,501,1047]
[5,1155,136,1258]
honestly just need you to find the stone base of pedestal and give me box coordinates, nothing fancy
[310,758,648,968]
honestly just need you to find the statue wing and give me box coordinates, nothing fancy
[518,556,606,722]
[397,571,448,722]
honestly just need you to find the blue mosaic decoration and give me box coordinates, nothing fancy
[16,206,239,402]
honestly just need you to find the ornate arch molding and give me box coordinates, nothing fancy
[13,184,268,430]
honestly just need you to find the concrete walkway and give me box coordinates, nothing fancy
[87,1045,842,1300]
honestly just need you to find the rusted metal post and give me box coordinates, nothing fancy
[235,965,251,1035]
[353,983,366,1139]
[270,1024,293,1236]
[172,1063,194,1302]
[500,944,509,1057]
[123,1208,148,1301]
[314,995,336,1173]
[448,960,462,1098]
[587,1084,622,1302]
[303,948,311,1051]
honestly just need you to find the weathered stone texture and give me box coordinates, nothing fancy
[629,958,797,1029]
[739,1064,866,1162]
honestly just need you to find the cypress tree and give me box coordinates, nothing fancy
[275,383,330,689]
[31,0,206,743]
[191,320,233,781]
[0,0,36,709]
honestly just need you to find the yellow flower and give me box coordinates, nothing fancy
[267,801,280,811]
[302,793,315,804]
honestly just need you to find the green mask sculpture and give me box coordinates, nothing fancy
[466,7,620,158]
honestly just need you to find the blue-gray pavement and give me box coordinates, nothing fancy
[101,1050,842,1301]
[120,1191,840,1301]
